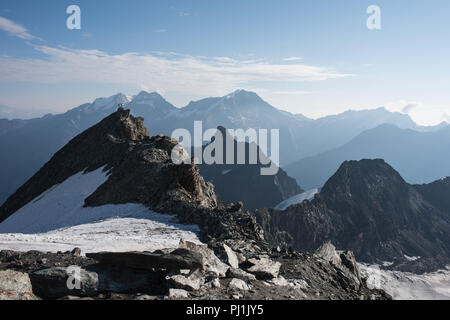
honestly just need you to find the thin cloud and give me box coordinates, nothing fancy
[0,44,353,99]
[271,90,314,95]
[283,57,304,62]
[154,29,167,33]
[0,16,36,40]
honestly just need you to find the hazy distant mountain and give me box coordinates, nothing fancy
[285,124,450,189]
[0,104,54,120]
[0,89,440,204]
[198,126,303,210]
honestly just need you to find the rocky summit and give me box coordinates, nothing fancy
[0,109,389,300]
[255,159,450,273]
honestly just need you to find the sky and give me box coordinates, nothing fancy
[0,0,449,125]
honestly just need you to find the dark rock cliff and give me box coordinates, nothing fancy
[255,159,450,272]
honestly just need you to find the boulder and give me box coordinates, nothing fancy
[268,276,289,287]
[314,242,361,290]
[315,242,361,283]
[245,257,281,279]
[0,270,37,300]
[222,244,240,268]
[71,248,82,257]
[167,269,205,291]
[169,288,189,299]
[228,278,250,291]
[179,240,229,277]
[29,267,99,299]
[226,268,256,281]
[86,250,203,271]
[315,241,342,265]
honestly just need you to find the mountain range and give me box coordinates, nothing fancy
[285,124,450,189]
[1,106,449,301]
[1,89,446,205]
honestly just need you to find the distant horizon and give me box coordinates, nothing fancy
[2,88,448,128]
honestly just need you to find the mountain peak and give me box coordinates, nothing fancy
[134,90,162,99]
[223,89,261,101]
[92,93,130,110]
[0,108,150,222]
[321,159,407,200]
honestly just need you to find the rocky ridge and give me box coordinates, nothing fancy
[0,109,389,300]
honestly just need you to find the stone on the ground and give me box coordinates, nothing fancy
[30,267,99,299]
[269,276,289,286]
[315,242,341,265]
[179,240,229,277]
[246,257,281,279]
[71,247,82,257]
[167,269,205,291]
[169,288,189,299]
[223,244,240,268]
[86,250,203,271]
[0,270,37,300]
[228,278,249,291]
[226,267,256,281]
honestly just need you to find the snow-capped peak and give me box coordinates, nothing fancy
[91,93,131,111]
[131,91,166,105]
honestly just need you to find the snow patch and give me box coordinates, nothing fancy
[274,188,319,210]
[359,264,450,300]
[0,167,202,253]
[404,254,421,262]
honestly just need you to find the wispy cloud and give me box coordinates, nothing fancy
[154,29,167,33]
[385,100,450,126]
[0,16,37,40]
[0,45,353,99]
[283,57,304,62]
[271,90,314,95]
[402,103,419,114]
[179,11,191,17]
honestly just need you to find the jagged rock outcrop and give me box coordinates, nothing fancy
[255,159,450,272]
[0,109,216,223]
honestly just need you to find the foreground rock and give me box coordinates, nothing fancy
[30,267,99,299]
[244,257,282,280]
[86,250,203,271]
[0,270,37,300]
[179,240,229,277]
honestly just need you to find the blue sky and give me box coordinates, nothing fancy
[0,0,449,125]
